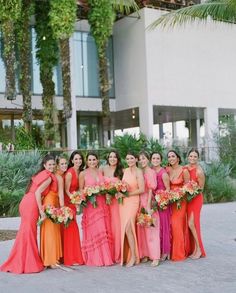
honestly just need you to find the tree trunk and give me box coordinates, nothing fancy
[2,20,16,100]
[17,0,33,132]
[59,38,72,119]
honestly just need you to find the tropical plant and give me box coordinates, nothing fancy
[150,0,236,29]
[0,151,41,216]
[35,1,59,147]
[0,0,22,100]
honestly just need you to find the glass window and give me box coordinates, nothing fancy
[79,116,100,149]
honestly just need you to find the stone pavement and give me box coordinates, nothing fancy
[0,202,236,293]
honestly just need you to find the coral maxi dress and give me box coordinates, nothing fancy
[137,168,160,261]
[81,169,113,266]
[63,167,84,266]
[186,166,206,257]
[0,170,53,274]
[167,167,189,261]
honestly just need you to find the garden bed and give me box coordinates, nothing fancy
[0,230,17,241]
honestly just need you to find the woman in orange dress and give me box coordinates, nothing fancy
[0,154,55,274]
[186,148,206,259]
[166,150,190,261]
[120,151,145,267]
[102,150,123,263]
[137,151,160,266]
[79,152,113,266]
[40,155,68,269]
[63,151,84,266]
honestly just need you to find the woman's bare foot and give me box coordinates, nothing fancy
[190,251,202,260]
[141,257,149,263]
[126,258,136,268]
[160,254,170,261]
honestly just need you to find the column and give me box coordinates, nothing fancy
[204,107,219,162]
[139,103,154,138]
[189,119,200,149]
[66,37,78,151]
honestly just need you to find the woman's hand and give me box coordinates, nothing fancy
[106,194,112,205]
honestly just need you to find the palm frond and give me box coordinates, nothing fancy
[149,1,236,29]
[112,0,140,14]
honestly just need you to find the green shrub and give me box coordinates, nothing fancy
[202,161,236,203]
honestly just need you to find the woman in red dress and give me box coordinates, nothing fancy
[63,151,84,266]
[0,154,55,274]
[167,150,190,261]
[186,148,206,259]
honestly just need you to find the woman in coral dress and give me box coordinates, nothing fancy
[101,150,123,263]
[79,152,113,266]
[63,151,84,266]
[151,152,171,261]
[137,151,160,266]
[0,154,55,274]
[167,150,190,261]
[120,151,144,267]
[186,148,206,259]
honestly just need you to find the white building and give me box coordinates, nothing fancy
[1,7,236,160]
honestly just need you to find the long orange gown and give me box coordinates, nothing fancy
[40,173,62,266]
[186,166,206,257]
[119,168,140,265]
[62,167,84,266]
[167,167,189,261]
[0,170,53,274]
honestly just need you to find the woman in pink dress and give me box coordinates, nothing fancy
[0,154,55,274]
[167,150,190,261]
[63,151,84,266]
[120,151,145,267]
[137,151,160,266]
[101,150,123,263]
[151,152,171,262]
[79,152,113,266]
[186,148,206,259]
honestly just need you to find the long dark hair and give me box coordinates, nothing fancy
[86,151,99,168]
[107,150,123,179]
[25,154,55,193]
[167,149,182,165]
[126,151,138,167]
[68,150,85,172]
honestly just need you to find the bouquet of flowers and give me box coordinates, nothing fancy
[169,189,185,210]
[83,185,102,208]
[37,205,74,227]
[114,181,129,204]
[154,190,171,210]
[69,190,87,214]
[136,207,156,228]
[181,181,202,202]
[55,206,74,228]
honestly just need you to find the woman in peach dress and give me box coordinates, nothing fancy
[79,152,113,266]
[40,156,64,268]
[167,150,190,261]
[186,148,206,259]
[120,151,144,267]
[63,151,84,266]
[0,154,55,274]
[102,150,123,263]
[137,151,160,266]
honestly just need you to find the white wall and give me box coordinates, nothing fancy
[113,8,236,110]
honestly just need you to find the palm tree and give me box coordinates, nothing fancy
[150,0,236,28]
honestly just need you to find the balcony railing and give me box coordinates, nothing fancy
[138,0,200,11]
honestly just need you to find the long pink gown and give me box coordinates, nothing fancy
[104,176,121,263]
[186,166,206,257]
[155,168,171,256]
[0,170,53,274]
[81,169,113,266]
[119,168,140,265]
[63,167,84,265]
[137,168,160,260]
[167,167,189,261]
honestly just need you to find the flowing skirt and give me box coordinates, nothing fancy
[159,206,171,255]
[0,193,44,274]
[81,196,113,266]
[109,198,121,263]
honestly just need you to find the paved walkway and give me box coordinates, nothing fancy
[0,202,236,293]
